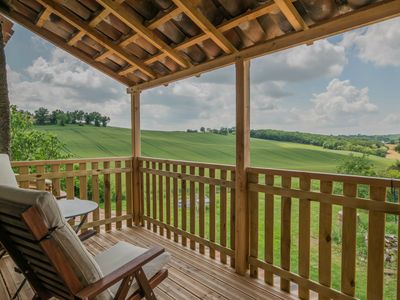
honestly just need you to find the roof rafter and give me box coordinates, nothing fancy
[129,0,400,91]
[36,7,52,27]
[171,0,237,54]
[97,0,190,68]
[36,0,156,79]
[274,0,308,31]
[119,1,278,76]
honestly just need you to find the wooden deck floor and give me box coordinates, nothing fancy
[0,226,296,300]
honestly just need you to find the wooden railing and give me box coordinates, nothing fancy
[247,167,400,299]
[11,157,134,232]
[139,157,236,266]
[11,156,400,299]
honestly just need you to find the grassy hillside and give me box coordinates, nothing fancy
[37,125,392,173]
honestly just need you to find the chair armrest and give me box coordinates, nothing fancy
[74,246,164,300]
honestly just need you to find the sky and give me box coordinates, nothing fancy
[4,16,400,135]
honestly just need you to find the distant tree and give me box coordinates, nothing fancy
[219,127,228,135]
[84,113,92,125]
[34,107,49,125]
[76,110,85,123]
[100,116,110,127]
[337,154,376,176]
[200,127,205,133]
[395,144,400,153]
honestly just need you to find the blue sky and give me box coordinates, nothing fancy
[5,17,400,134]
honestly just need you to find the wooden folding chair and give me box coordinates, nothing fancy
[0,185,169,300]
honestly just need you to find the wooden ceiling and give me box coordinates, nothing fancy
[0,0,399,91]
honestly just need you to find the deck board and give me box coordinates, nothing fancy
[0,226,294,300]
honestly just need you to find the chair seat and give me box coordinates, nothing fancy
[95,241,171,298]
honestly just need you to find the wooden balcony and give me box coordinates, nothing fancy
[8,156,400,299]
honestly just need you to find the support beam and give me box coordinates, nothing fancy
[171,0,237,53]
[97,0,190,68]
[131,90,141,226]
[273,0,308,31]
[235,58,250,275]
[36,7,52,27]
[36,0,156,79]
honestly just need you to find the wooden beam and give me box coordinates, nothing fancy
[171,0,237,53]
[120,1,278,76]
[274,0,308,31]
[0,9,133,86]
[97,0,189,68]
[235,58,250,275]
[36,0,156,79]
[36,7,52,27]
[131,91,141,226]
[129,0,400,91]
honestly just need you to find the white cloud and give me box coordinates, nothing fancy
[341,18,400,66]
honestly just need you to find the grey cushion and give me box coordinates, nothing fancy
[95,241,170,298]
[0,154,18,187]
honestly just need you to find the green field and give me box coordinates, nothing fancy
[37,125,392,173]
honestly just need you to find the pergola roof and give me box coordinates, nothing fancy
[1,0,399,91]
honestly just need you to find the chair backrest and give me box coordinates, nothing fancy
[0,154,18,187]
[0,185,111,300]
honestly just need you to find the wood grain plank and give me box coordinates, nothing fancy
[181,165,187,246]
[209,168,216,259]
[199,167,205,254]
[115,161,122,229]
[265,174,274,285]
[166,163,171,239]
[280,176,292,292]
[248,172,259,278]
[159,162,164,236]
[190,166,196,250]
[220,169,227,264]
[103,161,111,232]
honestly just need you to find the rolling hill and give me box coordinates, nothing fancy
[36,125,392,173]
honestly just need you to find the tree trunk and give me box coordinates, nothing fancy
[0,22,10,156]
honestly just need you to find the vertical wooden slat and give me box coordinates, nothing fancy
[190,166,196,250]
[181,165,187,246]
[173,164,179,243]
[235,58,251,275]
[341,182,357,296]
[139,160,144,226]
[51,164,60,197]
[146,161,151,230]
[199,167,205,254]
[264,174,274,285]
[91,162,100,233]
[66,163,74,199]
[115,161,122,230]
[125,159,133,227]
[298,176,311,299]
[230,170,236,268]
[166,163,171,239]
[79,162,88,233]
[36,165,46,191]
[18,166,29,189]
[131,90,141,226]
[104,161,111,232]
[209,168,216,259]
[319,180,333,300]
[367,185,386,299]
[152,161,157,233]
[158,162,164,236]
[280,176,292,292]
[248,172,259,278]
[220,169,227,264]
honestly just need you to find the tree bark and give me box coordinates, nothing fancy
[0,22,10,156]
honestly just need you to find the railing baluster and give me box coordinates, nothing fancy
[152,161,157,233]
[265,174,274,285]
[209,168,216,259]
[220,169,227,264]
[249,172,259,278]
[91,162,100,233]
[115,161,122,230]
[104,161,111,232]
[367,185,386,298]
[79,162,88,233]
[166,163,171,239]
[173,164,179,243]
[281,175,292,292]
[36,165,45,191]
[146,161,151,230]
[298,176,311,299]
[181,164,187,246]
[190,166,196,250]
[341,182,357,296]
[125,159,133,228]
[18,166,29,189]
[158,162,164,236]
[199,167,205,254]
[319,180,333,299]
[66,163,74,199]
[230,170,236,268]
[51,164,61,197]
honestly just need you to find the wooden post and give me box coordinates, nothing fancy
[235,58,250,275]
[131,90,141,226]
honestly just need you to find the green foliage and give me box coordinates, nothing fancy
[337,154,376,176]
[395,144,400,153]
[34,107,49,125]
[250,129,388,157]
[10,106,71,161]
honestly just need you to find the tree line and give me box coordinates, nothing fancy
[33,107,110,127]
